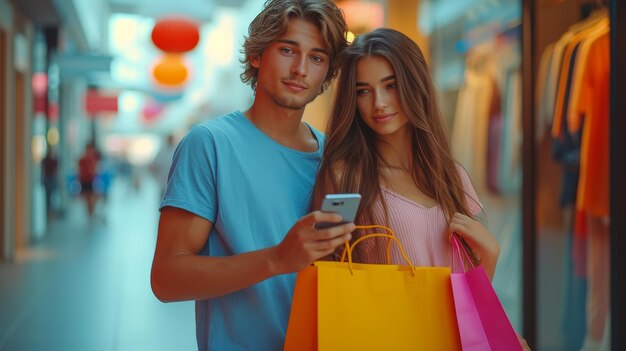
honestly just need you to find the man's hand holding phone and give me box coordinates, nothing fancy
[269,194,361,274]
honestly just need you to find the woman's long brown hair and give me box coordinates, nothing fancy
[314,28,478,232]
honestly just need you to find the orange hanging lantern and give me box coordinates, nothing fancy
[152,54,189,87]
[151,17,200,53]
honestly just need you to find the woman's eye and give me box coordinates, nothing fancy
[387,83,397,89]
[280,47,294,55]
[356,89,369,95]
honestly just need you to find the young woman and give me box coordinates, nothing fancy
[313,28,500,279]
[314,31,533,351]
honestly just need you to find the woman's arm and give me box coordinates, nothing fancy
[446,212,500,280]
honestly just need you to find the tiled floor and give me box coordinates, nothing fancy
[0,175,196,351]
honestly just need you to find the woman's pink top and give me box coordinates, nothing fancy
[357,167,482,268]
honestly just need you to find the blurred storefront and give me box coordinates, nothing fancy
[1,0,40,262]
[527,1,624,350]
[0,0,624,350]
[1,0,110,260]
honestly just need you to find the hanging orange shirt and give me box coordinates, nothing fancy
[570,32,610,217]
[551,17,608,139]
[567,21,609,132]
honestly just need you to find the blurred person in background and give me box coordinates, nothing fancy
[41,147,59,218]
[150,0,351,349]
[77,141,101,218]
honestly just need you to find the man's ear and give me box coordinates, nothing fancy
[249,54,261,68]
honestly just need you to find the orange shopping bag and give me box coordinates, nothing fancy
[284,226,461,351]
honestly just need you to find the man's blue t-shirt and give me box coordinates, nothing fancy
[160,111,324,350]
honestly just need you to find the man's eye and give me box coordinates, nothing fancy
[311,55,325,64]
[280,47,294,55]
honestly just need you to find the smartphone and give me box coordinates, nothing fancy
[315,193,362,229]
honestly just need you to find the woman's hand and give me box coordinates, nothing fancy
[447,212,500,279]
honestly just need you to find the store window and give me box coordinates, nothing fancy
[534,1,610,350]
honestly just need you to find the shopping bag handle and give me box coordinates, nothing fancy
[341,226,416,276]
[339,225,396,263]
[450,234,475,273]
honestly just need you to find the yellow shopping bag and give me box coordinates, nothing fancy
[284,226,461,351]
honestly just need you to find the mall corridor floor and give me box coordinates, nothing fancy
[0,176,196,350]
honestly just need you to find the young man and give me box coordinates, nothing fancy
[150,1,351,350]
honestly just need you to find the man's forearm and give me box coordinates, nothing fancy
[151,246,281,302]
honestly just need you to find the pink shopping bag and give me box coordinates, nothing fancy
[450,234,523,351]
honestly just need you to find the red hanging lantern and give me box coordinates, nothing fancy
[152,54,189,87]
[151,17,200,53]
